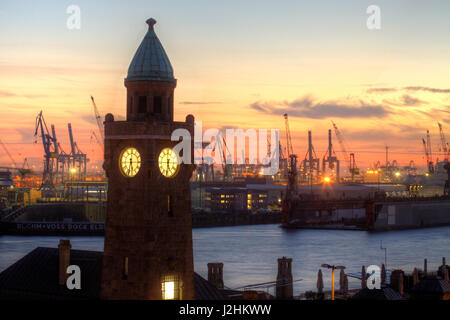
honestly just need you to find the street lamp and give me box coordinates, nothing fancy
[380,240,387,267]
[321,264,345,300]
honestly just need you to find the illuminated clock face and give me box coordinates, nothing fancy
[119,147,141,177]
[158,148,180,178]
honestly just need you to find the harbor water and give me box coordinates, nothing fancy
[1,224,449,296]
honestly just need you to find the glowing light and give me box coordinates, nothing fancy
[70,168,76,174]
[158,148,179,178]
[324,177,331,183]
[395,172,401,177]
[163,281,174,300]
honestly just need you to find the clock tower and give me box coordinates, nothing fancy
[101,18,195,300]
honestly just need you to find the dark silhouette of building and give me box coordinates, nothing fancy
[0,244,226,300]
[351,286,404,300]
[410,276,450,300]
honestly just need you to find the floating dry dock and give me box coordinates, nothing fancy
[282,196,450,231]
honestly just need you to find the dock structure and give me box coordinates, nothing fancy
[282,196,450,231]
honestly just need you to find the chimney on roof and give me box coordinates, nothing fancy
[207,263,224,289]
[390,269,404,296]
[58,239,71,286]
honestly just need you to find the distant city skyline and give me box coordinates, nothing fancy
[0,0,449,170]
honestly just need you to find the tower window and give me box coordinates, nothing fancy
[138,96,147,113]
[122,257,129,280]
[161,275,181,300]
[154,96,162,113]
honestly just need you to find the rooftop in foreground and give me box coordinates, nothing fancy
[0,247,226,300]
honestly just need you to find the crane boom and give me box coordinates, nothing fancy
[0,141,32,177]
[438,123,447,152]
[426,130,432,159]
[0,139,18,168]
[213,134,232,181]
[422,131,435,174]
[90,131,103,147]
[331,121,350,165]
[438,122,449,160]
[91,96,104,142]
[422,138,428,158]
[331,120,359,181]
[283,113,297,192]
[282,113,297,225]
[283,114,294,157]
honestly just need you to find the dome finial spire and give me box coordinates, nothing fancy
[126,17,175,83]
[146,18,156,29]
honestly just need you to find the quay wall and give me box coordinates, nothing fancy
[14,202,106,223]
[1,203,282,235]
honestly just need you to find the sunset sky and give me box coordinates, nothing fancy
[0,0,449,172]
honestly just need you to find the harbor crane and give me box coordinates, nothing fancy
[301,130,320,185]
[90,96,104,143]
[283,113,297,194]
[90,130,103,149]
[422,130,435,174]
[438,122,449,161]
[213,134,233,182]
[278,141,288,180]
[322,129,340,182]
[34,111,59,189]
[331,120,360,182]
[34,111,88,192]
[67,123,87,181]
[282,113,298,225]
[194,141,215,183]
[0,140,32,177]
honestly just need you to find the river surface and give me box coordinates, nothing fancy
[1,224,449,296]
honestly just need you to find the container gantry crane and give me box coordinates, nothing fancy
[34,111,59,189]
[323,130,337,167]
[67,123,87,181]
[301,130,320,185]
[322,129,340,182]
